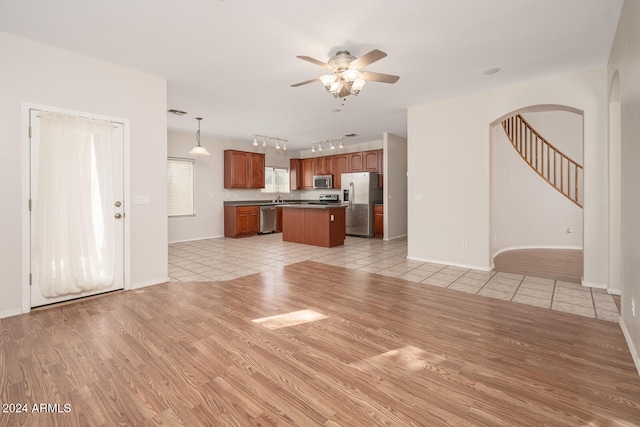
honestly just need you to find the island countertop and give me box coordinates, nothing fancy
[280,204,347,209]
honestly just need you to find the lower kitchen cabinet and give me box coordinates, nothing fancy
[374,204,384,238]
[282,206,346,247]
[224,205,260,237]
[275,207,283,233]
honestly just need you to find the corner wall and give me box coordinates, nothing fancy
[407,67,608,277]
[608,0,640,373]
[0,32,168,318]
[384,133,407,240]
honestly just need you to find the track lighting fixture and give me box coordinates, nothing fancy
[252,134,288,151]
[309,137,345,152]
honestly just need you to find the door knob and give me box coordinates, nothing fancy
[115,213,122,219]
[114,201,122,207]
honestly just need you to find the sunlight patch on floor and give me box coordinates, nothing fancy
[252,309,329,329]
[351,345,447,373]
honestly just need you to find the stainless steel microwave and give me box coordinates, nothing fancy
[312,175,333,189]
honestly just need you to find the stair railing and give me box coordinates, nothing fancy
[501,114,583,208]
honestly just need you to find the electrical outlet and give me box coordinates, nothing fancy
[461,241,468,250]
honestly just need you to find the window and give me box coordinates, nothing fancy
[262,166,290,193]
[167,157,195,216]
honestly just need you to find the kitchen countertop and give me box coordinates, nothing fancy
[280,204,346,209]
[223,200,305,207]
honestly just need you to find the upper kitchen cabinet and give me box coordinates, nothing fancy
[348,152,363,172]
[300,158,314,189]
[364,150,379,171]
[289,149,383,190]
[313,156,333,176]
[332,154,348,188]
[290,158,301,191]
[224,150,265,189]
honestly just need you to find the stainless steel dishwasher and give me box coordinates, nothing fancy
[259,205,277,234]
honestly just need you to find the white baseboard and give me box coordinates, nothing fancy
[492,245,583,259]
[607,288,622,296]
[0,308,23,320]
[407,256,491,272]
[581,279,607,289]
[169,235,224,244]
[384,233,407,241]
[131,277,170,290]
[619,317,640,377]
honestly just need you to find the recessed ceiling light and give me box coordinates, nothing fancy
[168,109,187,115]
[483,67,501,75]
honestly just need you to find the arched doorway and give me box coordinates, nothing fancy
[489,105,584,281]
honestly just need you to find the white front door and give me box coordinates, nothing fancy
[30,109,125,308]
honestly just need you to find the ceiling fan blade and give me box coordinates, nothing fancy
[349,49,387,69]
[361,71,399,84]
[291,78,319,87]
[297,55,331,69]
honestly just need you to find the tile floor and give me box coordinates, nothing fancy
[169,234,620,322]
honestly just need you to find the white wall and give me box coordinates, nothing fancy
[407,67,608,277]
[0,32,168,318]
[521,111,584,164]
[384,132,407,240]
[608,0,640,373]
[490,110,583,256]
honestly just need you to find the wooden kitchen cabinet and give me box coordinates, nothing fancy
[275,207,283,233]
[332,154,348,188]
[224,205,260,237]
[313,156,332,176]
[348,152,363,172]
[290,158,301,190]
[224,150,265,189]
[282,206,346,247]
[289,149,383,190]
[300,158,314,189]
[374,204,384,238]
[364,150,379,171]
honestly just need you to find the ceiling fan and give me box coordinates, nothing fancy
[291,49,399,98]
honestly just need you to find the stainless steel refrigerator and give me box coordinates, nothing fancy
[341,172,382,237]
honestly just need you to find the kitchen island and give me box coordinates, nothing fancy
[281,204,346,247]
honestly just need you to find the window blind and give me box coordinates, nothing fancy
[168,157,194,216]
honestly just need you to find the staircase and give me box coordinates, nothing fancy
[501,114,583,208]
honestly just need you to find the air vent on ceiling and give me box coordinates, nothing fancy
[344,133,357,137]
[168,109,187,116]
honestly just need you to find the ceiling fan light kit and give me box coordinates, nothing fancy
[292,49,399,99]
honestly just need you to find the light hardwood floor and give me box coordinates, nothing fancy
[493,248,583,283]
[1,261,639,426]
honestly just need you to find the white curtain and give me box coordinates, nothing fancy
[32,112,116,297]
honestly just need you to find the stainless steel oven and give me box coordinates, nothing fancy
[313,175,333,189]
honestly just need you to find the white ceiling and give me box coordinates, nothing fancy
[0,0,623,150]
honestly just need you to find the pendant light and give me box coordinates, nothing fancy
[189,117,210,155]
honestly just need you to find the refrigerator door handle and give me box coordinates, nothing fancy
[349,182,354,208]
